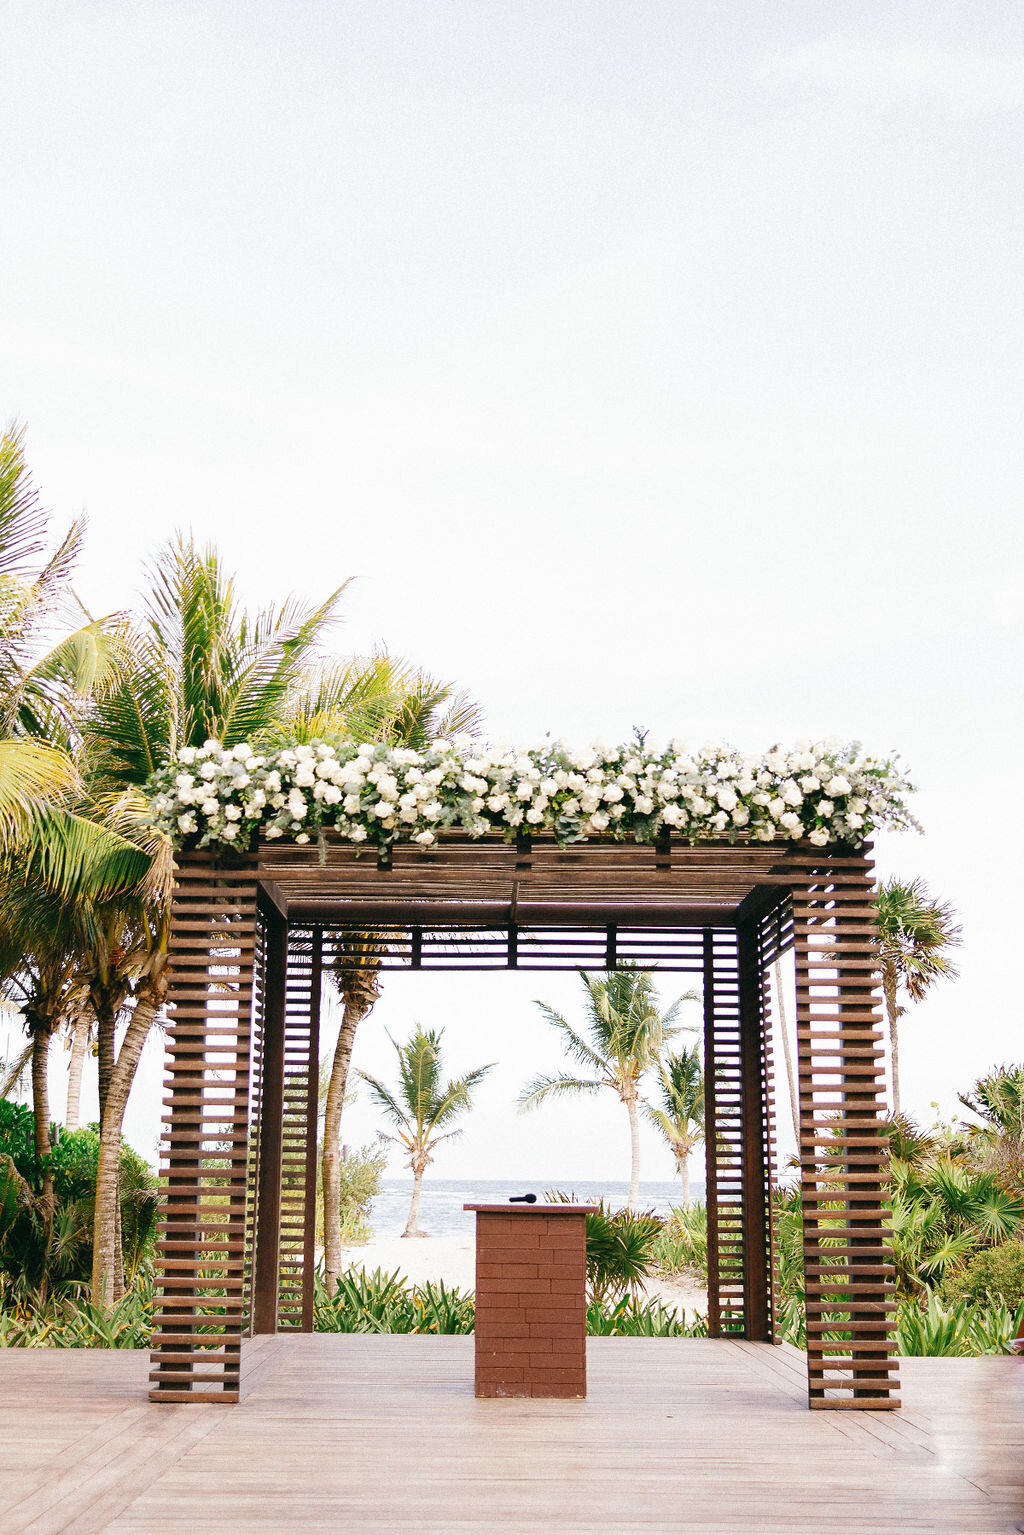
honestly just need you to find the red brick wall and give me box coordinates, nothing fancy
[473,1210,588,1399]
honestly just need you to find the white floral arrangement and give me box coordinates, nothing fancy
[146,735,917,854]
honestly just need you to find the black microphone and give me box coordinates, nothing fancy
[509,1192,537,1204]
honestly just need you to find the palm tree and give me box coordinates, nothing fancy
[876,878,961,1115]
[521,967,693,1208]
[0,429,150,1230]
[357,1025,493,1239]
[644,1044,705,1204]
[80,534,363,1304]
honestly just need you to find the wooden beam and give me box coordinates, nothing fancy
[251,910,287,1335]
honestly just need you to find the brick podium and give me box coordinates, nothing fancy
[466,1202,596,1399]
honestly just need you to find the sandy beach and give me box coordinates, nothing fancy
[340,1233,708,1317]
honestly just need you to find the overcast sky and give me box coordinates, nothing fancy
[2,3,1022,1187]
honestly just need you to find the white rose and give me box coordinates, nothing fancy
[781,780,803,807]
[232,743,252,761]
[808,828,830,846]
[349,824,367,842]
[487,794,509,812]
[295,832,310,844]
[716,786,738,812]
[780,811,801,831]
[321,785,342,805]
[526,806,544,824]
[799,775,820,792]
[846,811,865,829]
[223,804,242,821]
[265,825,283,839]
[422,801,442,821]
[199,762,217,780]
[768,797,785,818]
[732,806,750,827]
[580,790,601,813]
[221,823,238,840]
[177,747,196,764]
[174,773,195,790]
[414,830,435,846]
[634,794,654,815]
[712,810,729,830]
[826,775,852,797]
[589,810,610,831]
[200,800,218,817]
[817,799,834,818]
[177,813,197,834]
[602,784,624,803]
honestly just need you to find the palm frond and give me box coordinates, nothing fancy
[518,1073,603,1111]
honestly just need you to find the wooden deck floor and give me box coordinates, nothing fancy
[2,1337,1023,1534]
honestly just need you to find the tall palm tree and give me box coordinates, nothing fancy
[357,1026,493,1240]
[876,878,961,1115]
[319,673,481,1293]
[80,534,363,1304]
[644,1044,705,1204]
[0,429,151,1219]
[521,967,692,1208]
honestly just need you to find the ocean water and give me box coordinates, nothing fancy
[369,1177,705,1238]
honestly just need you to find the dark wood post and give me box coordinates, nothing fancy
[789,847,900,1409]
[737,917,773,1342]
[251,909,287,1335]
[703,928,745,1336]
[149,852,259,1404]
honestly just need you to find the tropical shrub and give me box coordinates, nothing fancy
[0,1274,153,1347]
[312,1266,475,1335]
[652,1201,708,1280]
[312,1264,710,1338]
[941,1241,1024,1308]
[0,1098,157,1295]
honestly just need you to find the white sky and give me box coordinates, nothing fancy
[2,3,1022,1187]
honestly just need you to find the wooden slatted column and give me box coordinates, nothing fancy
[703,928,745,1336]
[149,852,259,1404]
[243,905,268,1332]
[790,849,899,1409]
[277,926,322,1331]
[251,908,286,1334]
[737,914,777,1342]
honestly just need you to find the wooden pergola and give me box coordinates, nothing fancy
[149,832,898,1410]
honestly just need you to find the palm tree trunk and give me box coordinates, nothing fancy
[65,1017,89,1130]
[678,1148,690,1206]
[30,1026,54,1209]
[403,1163,426,1237]
[91,987,161,1308]
[626,1094,641,1209]
[96,1005,116,1125]
[773,960,800,1143]
[883,968,901,1116]
[322,995,368,1295]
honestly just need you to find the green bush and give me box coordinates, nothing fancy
[0,1275,154,1348]
[941,1241,1024,1308]
[653,1202,708,1281]
[313,1263,710,1338]
[0,1097,158,1294]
